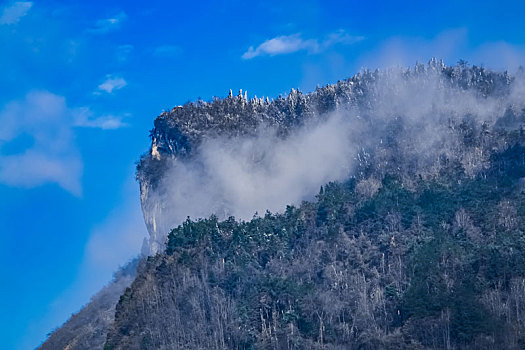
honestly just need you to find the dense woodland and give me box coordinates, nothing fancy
[107,140,525,349]
[44,62,525,349]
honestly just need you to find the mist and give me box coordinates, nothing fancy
[158,114,356,224]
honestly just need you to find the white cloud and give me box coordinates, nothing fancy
[96,75,127,94]
[243,34,315,59]
[0,91,129,195]
[0,150,83,195]
[242,30,364,59]
[74,109,128,130]
[148,115,356,249]
[0,91,82,195]
[87,11,126,34]
[0,1,33,25]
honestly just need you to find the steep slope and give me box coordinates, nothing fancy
[40,259,139,350]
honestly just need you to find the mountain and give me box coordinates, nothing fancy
[43,61,525,349]
[40,259,138,350]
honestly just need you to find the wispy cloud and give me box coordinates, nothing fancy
[74,109,128,130]
[33,178,146,350]
[153,44,181,57]
[96,75,127,94]
[242,30,364,59]
[83,180,147,274]
[0,91,82,195]
[243,34,314,59]
[0,1,33,25]
[86,11,126,34]
[324,30,365,47]
[354,28,525,72]
[0,150,83,195]
[356,29,468,70]
[0,91,130,195]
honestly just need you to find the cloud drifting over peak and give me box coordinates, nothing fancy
[147,115,356,250]
[0,1,33,25]
[242,30,364,59]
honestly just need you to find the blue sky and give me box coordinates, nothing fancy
[1,0,525,348]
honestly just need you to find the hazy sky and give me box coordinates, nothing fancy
[1,0,525,349]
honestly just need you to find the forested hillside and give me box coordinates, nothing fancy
[106,139,525,349]
[43,61,525,349]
